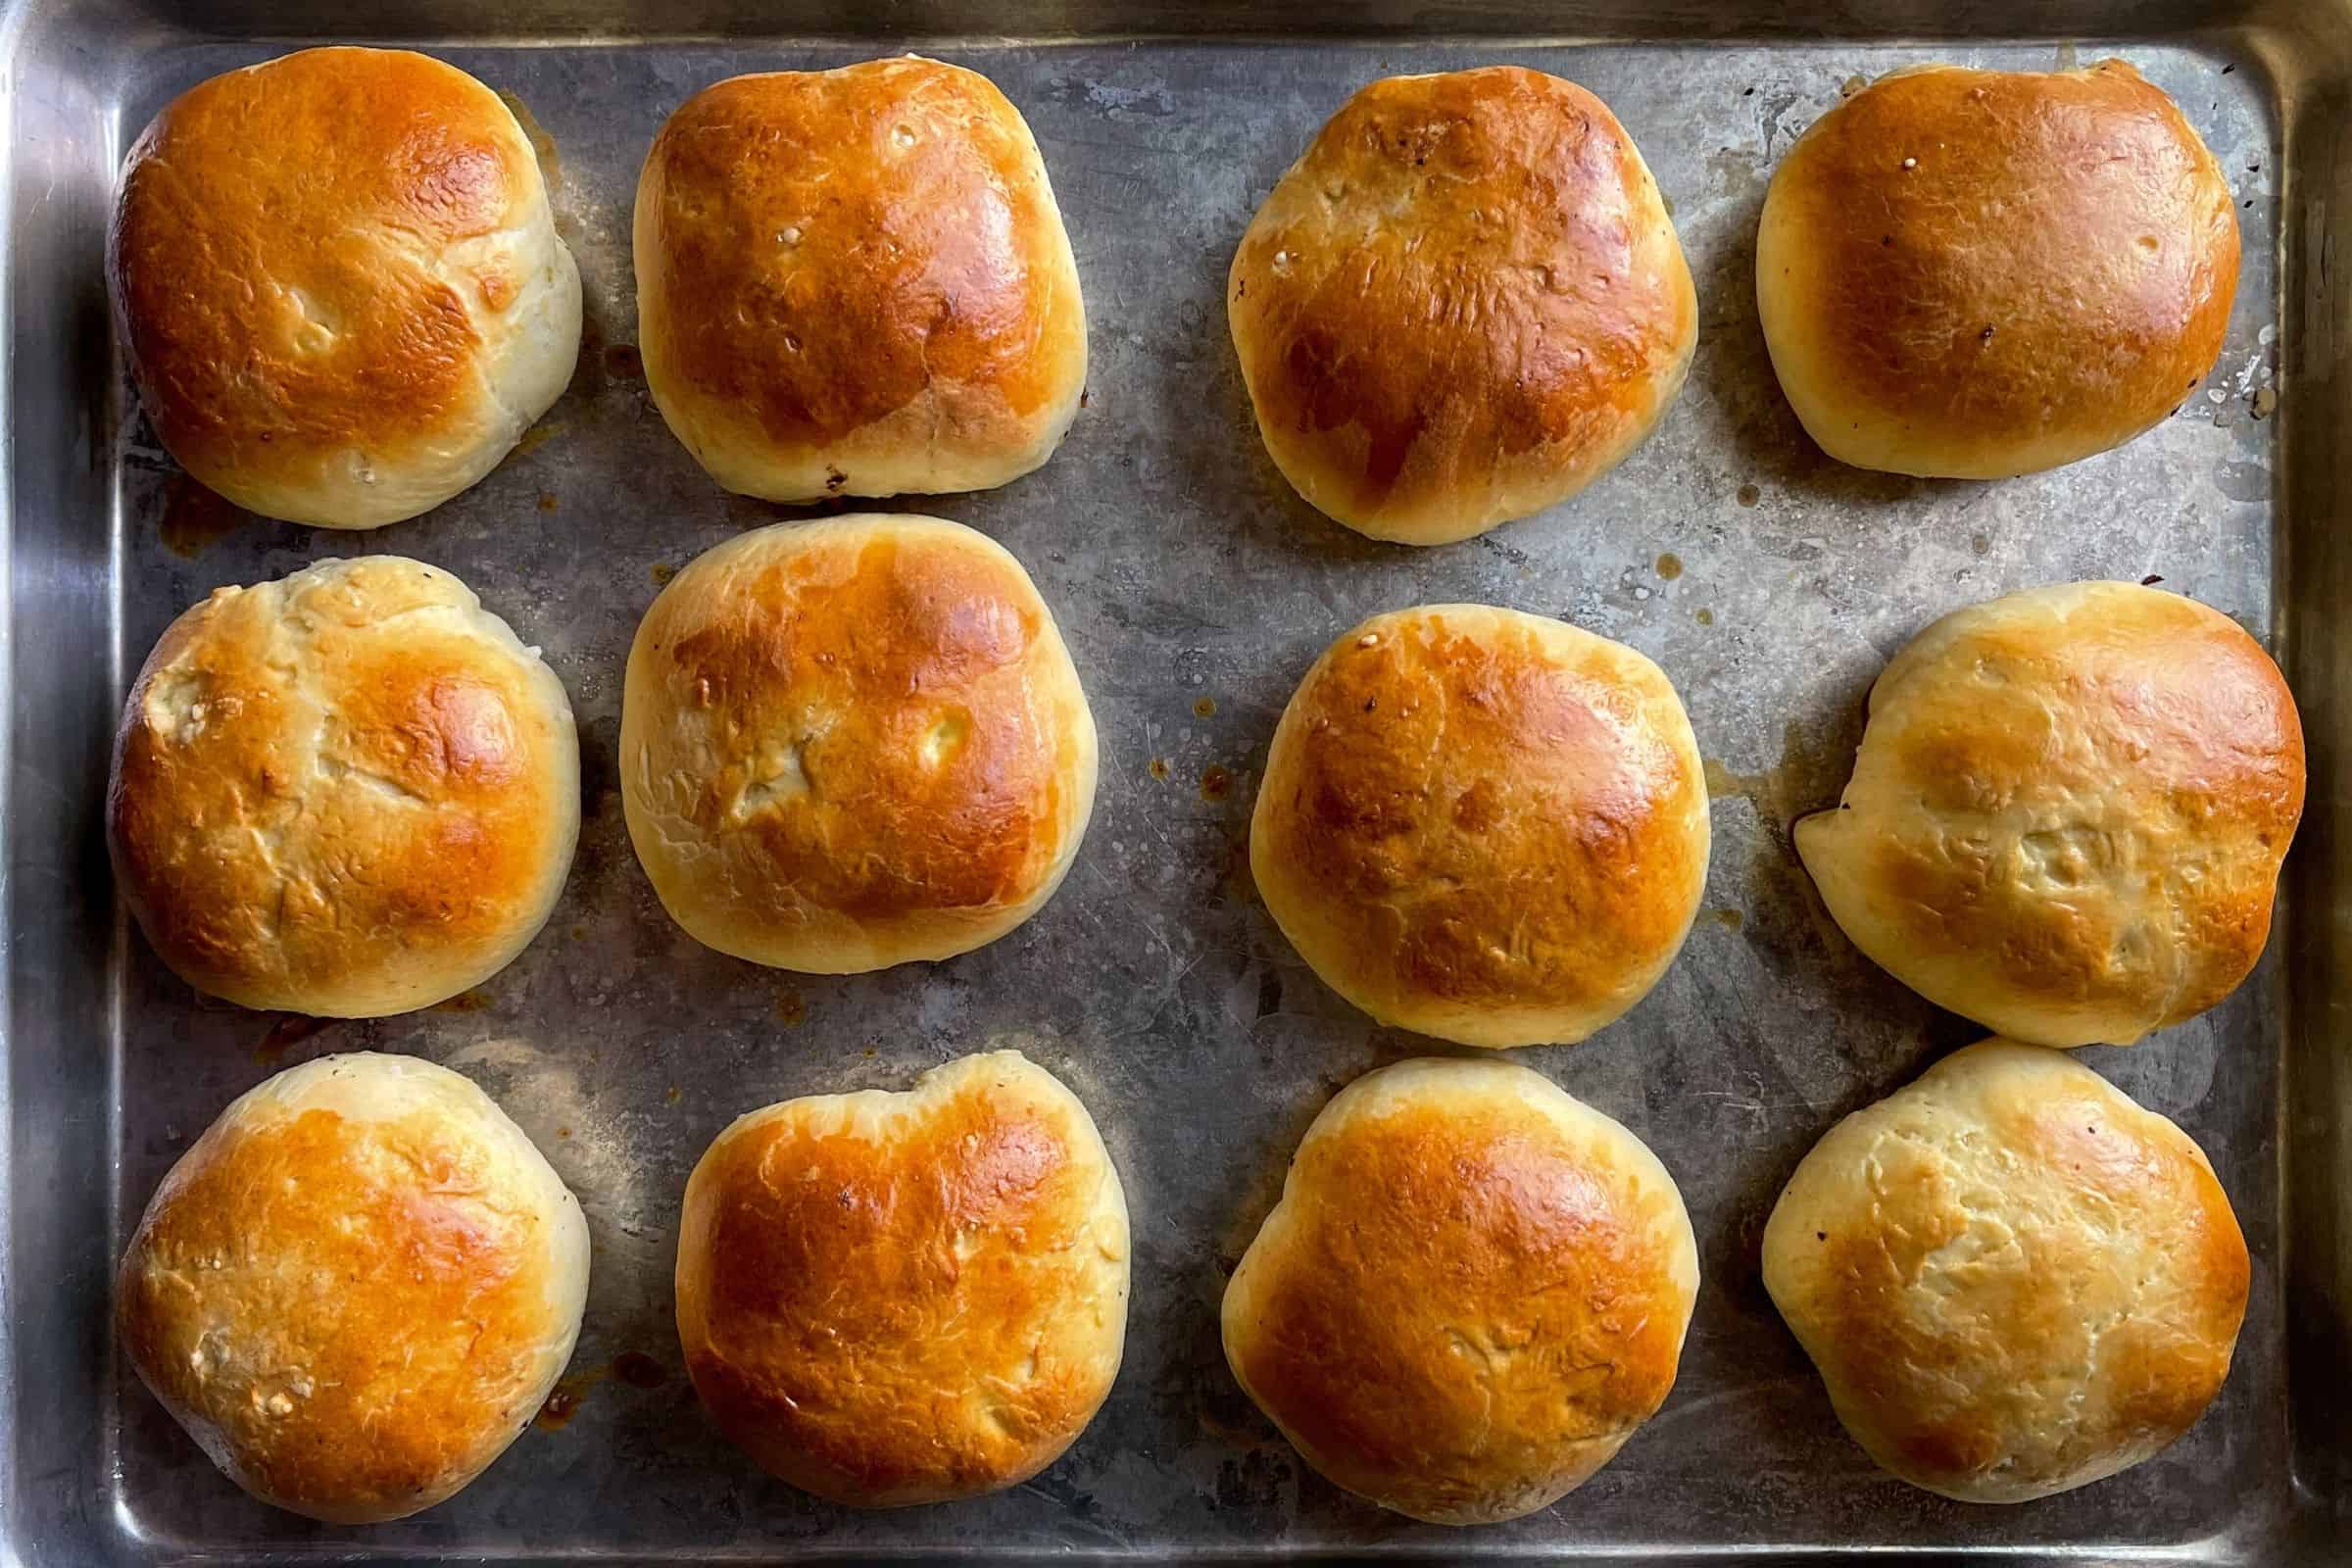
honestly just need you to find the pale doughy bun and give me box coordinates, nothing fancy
[1223,1056,1697,1524]
[1795,581,2302,1048]
[110,47,582,529]
[1763,1040,2248,1503]
[107,557,580,1018]
[635,57,1087,502]
[621,514,1096,973]
[676,1051,1128,1505]
[1250,605,1707,1048]
[1756,61,2237,479]
[1229,67,1695,545]
[116,1053,590,1523]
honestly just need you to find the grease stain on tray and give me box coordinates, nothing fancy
[514,421,566,459]
[1702,722,1877,977]
[159,473,242,558]
[498,89,563,187]
[1219,835,1258,907]
[1703,758,1771,803]
[536,1376,594,1430]
[536,1352,666,1429]
[253,1013,332,1067]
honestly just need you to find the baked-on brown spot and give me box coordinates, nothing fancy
[158,472,244,558]
[1250,605,1707,1047]
[1795,582,2302,1046]
[1757,62,2238,477]
[620,515,1095,971]
[634,58,1086,500]
[1229,67,1695,543]
[1223,1058,1695,1524]
[118,1103,555,1519]
[1763,1042,2248,1501]
[110,48,531,493]
[106,558,576,1016]
[674,1053,1126,1506]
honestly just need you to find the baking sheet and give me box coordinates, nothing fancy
[2,6,2332,1563]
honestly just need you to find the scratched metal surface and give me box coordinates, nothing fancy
[28,19,2310,1566]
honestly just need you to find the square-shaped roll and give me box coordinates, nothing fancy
[618,514,1097,973]
[633,57,1088,502]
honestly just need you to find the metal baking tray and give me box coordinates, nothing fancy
[3,1,2345,1562]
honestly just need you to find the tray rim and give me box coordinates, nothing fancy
[6,2,2349,1564]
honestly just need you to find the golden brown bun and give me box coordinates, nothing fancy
[620,514,1096,973]
[1756,61,2238,479]
[117,1053,590,1522]
[1228,68,1695,545]
[635,58,1087,502]
[108,557,580,1017]
[675,1051,1128,1505]
[1763,1041,2248,1502]
[110,47,581,528]
[1223,1057,1697,1524]
[1795,582,2302,1047]
[1250,605,1707,1048]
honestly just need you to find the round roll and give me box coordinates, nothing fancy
[620,514,1096,973]
[1756,61,2238,479]
[110,47,581,528]
[1795,581,2302,1047]
[107,558,580,1017]
[635,57,1087,502]
[676,1051,1129,1505]
[1763,1041,2248,1502]
[1228,67,1695,545]
[1250,605,1707,1049]
[1223,1057,1697,1524]
[116,1053,590,1522]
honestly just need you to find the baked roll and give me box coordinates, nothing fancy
[1757,61,2237,478]
[635,57,1087,501]
[1796,581,2302,1047]
[675,1051,1128,1504]
[111,47,581,527]
[108,557,580,1017]
[620,514,1096,972]
[1224,1056,1697,1523]
[1250,604,1707,1048]
[1229,67,1695,544]
[1764,1040,2248,1502]
[117,1053,590,1521]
